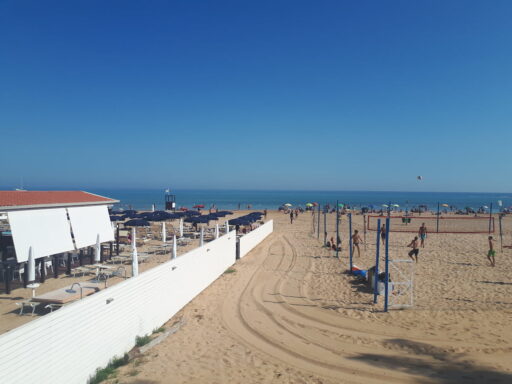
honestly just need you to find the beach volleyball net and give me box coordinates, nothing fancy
[367,215,494,234]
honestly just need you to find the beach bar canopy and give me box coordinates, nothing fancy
[0,191,119,263]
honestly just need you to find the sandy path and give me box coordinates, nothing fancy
[115,211,512,384]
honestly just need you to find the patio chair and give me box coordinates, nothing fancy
[16,300,39,316]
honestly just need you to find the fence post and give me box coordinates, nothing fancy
[384,217,390,312]
[373,218,381,304]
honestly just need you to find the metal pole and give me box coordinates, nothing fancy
[373,218,381,304]
[436,202,440,233]
[323,210,327,246]
[384,217,390,312]
[335,200,340,259]
[116,224,120,256]
[348,213,353,271]
[489,203,493,234]
[499,214,503,252]
[317,205,320,239]
[363,214,367,251]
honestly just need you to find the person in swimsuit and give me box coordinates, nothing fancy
[290,211,294,224]
[418,223,427,248]
[407,236,419,262]
[380,224,386,245]
[352,230,362,257]
[487,236,496,267]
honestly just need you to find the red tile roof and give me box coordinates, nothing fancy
[0,191,118,210]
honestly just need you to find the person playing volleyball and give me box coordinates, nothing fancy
[418,223,427,248]
[352,230,362,257]
[380,223,386,245]
[487,236,496,267]
[407,236,419,262]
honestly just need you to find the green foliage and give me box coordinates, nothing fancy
[135,334,152,347]
[153,326,165,334]
[88,354,129,384]
[224,268,236,274]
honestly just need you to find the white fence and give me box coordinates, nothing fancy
[239,220,273,258]
[0,232,237,384]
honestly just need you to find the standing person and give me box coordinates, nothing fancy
[380,223,387,245]
[294,209,298,219]
[352,230,362,257]
[238,202,241,210]
[407,236,419,262]
[290,211,294,224]
[264,209,267,219]
[418,223,428,248]
[487,236,496,267]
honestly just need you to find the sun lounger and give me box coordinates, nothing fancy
[44,303,64,312]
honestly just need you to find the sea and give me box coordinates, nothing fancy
[88,189,512,212]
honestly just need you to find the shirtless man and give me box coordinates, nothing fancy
[407,236,419,262]
[487,236,496,267]
[352,230,362,257]
[418,223,428,248]
[380,224,387,245]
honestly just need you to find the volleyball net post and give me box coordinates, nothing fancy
[489,202,493,234]
[335,200,340,259]
[363,214,367,251]
[317,205,320,239]
[384,217,390,312]
[323,209,327,246]
[436,202,440,233]
[348,212,353,271]
[373,218,381,304]
[499,213,503,252]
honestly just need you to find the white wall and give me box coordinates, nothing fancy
[239,220,273,258]
[0,231,237,384]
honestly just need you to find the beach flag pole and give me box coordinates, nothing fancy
[348,213,353,272]
[317,205,320,239]
[373,218,381,304]
[436,202,440,233]
[488,203,493,234]
[384,217,390,312]
[335,200,340,259]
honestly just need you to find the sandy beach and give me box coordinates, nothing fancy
[110,210,512,384]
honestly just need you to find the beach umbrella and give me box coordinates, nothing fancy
[124,219,150,227]
[338,203,344,207]
[200,227,204,247]
[392,204,400,208]
[225,220,229,234]
[441,204,449,207]
[179,218,184,237]
[131,228,138,277]
[27,246,35,282]
[172,235,177,259]
[482,206,489,209]
[193,204,205,209]
[123,210,137,215]
[179,207,188,211]
[382,204,388,208]
[284,203,292,207]
[110,210,124,215]
[94,234,101,263]
[162,222,166,243]
[109,215,124,221]
[215,224,219,239]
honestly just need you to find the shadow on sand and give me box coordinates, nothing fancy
[348,338,512,384]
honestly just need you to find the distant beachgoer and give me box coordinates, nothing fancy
[352,230,362,257]
[418,223,427,248]
[407,236,419,262]
[290,211,294,224]
[380,224,386,245]
[238,203,241,210]
[264,209,267,218]
[294,209,298,219]
[487,236,496,267]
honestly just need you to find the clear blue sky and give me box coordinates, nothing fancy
[1,0,511,192]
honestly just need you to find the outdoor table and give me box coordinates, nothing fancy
[32,282,102,304]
